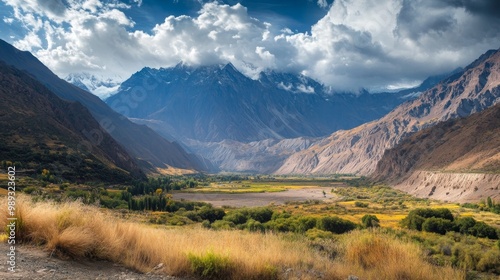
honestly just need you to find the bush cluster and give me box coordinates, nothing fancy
[401,208,499,239]
[201,207,358,235]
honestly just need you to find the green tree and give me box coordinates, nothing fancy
[487,196,493,208]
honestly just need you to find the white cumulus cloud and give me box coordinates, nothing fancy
[2,0,500,92]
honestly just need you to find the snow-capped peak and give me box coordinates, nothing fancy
[65,72,123,99]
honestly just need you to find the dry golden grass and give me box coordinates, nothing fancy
[341,230,463,280]
[0,195,465,280]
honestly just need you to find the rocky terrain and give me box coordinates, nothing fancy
[373,103,500,202]
[0,243,184,280]
[276,49,500,176]
[390,171,500,202]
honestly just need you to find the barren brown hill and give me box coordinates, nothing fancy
[276,48,500,176]
[0,62,144,182]
[373,103,500,202]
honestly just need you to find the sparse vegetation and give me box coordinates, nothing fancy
[0,195,464,280]
[1,174,499,278]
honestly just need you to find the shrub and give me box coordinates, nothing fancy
[297,217,317,233]
[185,211,201,222]
[402,208,454,231]
[305,228,334,240]
[401,212,426,231]
[198,206,225,223]
[476,249,500,273]
[453,217,476,234]
[361,215,380,228]
[412,208,454,221]
[211,220,235,230]
[223,211,247,225]
[201,220,211,229]
[317,216,357,234]
[245,219,265,232]
[422,217,453,235]
[187,250,234,280]
[354,201,369,208]
[248,207,273,223]
[468,222,498,239]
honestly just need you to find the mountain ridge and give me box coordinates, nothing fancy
[0,62,144,182]
[275,48,500,176]
[0,39,207,174]
[107,62,414,143]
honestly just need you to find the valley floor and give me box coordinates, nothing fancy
[173,187,336,207]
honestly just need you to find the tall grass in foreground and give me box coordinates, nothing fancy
[1,195,464,279]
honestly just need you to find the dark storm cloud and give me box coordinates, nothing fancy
[441,0,500,18]
[395,1,457,41]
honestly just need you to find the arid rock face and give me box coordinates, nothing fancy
[391,171,500,203]
[276,49,500,176]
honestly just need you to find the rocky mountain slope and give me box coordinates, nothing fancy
[105,61,453,173]
[276,49,500,176]
[0,62,144,182]
[373,103,500,202]
[0,39,207,173]
[106,63,411,143]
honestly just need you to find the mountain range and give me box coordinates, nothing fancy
[106,63,417,143]
[0,39,208,175]
[2,37,498,202]
[105,60,466,173]
[0,61,143,182]
[276,49,500,176]
[64,72,122,99]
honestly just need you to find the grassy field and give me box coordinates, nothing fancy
[1,174,499,279]
[181,179,345,194]
[0,195,464,280]
[274,185,500,228]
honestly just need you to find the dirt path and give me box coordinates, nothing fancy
[173,187,337,207]
[0,243,186,280]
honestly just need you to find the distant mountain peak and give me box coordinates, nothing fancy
[64,72,122,99]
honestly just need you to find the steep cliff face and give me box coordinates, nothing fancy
[276,49,500,176]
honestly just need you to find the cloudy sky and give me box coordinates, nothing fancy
[1,0,500,93]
